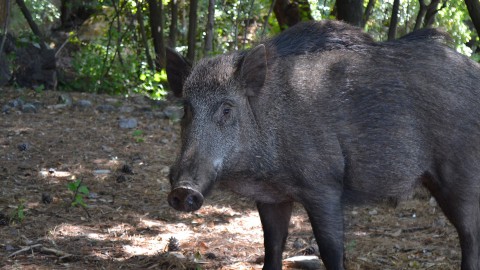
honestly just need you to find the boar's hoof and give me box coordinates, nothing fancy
[168,187,204,212]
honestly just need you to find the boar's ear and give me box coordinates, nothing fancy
[240,44,267,97]
[166,48,192,98]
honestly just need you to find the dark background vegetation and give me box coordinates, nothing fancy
[0,0,479,98]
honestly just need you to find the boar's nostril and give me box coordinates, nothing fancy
[168,187,204,212]
[170,196,181,209]
[185,192,203,211]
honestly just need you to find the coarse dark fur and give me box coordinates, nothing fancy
[166,20,480,270]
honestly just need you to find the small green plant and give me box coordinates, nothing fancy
[34,84,45,94]
[67,179,91,218]
[10,199,26,224]
[132,129,145,143]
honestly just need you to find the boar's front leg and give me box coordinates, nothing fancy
[257,201,293,270]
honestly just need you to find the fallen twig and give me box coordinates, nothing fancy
[8,244,42,257]
[40,246,72,258]
[8,244,73,259]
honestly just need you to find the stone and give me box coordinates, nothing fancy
[21,103,37,113]
[119,118,138,129]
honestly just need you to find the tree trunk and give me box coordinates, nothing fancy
[335,0,363,27]
[388,0,400,40]
[423,0,441,28]
[135,0,154,70]
[0,0,11,86]
[59,0,96,29]
[0,0,8,27]
[273,0,288,30]
[168,0,179,48]
[414,0,427,30]
[187,0,198,62]
[204,0,215,55]
[362,0,376,27]
[273,0,303,30]
[147,0,166,70]
[465,0,480,39]
[15,0,47,51]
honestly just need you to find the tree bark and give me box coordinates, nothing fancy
[465,0,480,39]
[423,0,441,28]
[59,0,96,29]
[0,0,10,53]
[414,0,427,30]
[273,0,305,30]
[168,0,179,48]
[147,0,166,70]
[187,0,198,62]
[204,0,215,55]
[135,0,154,70]
[388,0,400,40]
[273,0,289,30]
[335,0,363,27]
[15,0,47,51]
[362,0,376,27]
[0,0,8,26]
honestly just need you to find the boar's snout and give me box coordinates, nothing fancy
[168,187,204,212]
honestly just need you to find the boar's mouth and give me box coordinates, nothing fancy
[168,187,205,212]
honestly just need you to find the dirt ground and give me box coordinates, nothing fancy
[0,87,461,269]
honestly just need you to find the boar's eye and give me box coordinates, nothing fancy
[223,107,231,116]
[217,102,233,126]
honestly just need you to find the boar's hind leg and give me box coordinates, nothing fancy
[422,171,480,270]
[302,189,345,270]
[257,201,293,270]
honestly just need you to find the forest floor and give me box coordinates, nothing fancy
[0,87,461,269]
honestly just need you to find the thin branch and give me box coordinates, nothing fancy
[136,0,154,70]
[261,0,276,38]
[8,244,73,260]
[234,0,242,50]
[55,35,70,58]
[8,244,43,257]
[40,246,73,259]
[15,0,47,51]
[242,0,255,49]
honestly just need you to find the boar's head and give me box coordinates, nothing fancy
[166,45,268,212]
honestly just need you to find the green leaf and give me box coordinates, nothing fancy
[78,185,89,195]
[132,129,143,137]
[153,73,161,82]
[17,205,25,222]
[67,180,81,191]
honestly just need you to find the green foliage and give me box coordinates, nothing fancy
[132,129,145,143]
[436,1,474,56]
[67,3,168,99]
[137,66,168,100]
[10,199,26,224]
[309,0,335,20]
[12,0,480,96]
[71,39,168,97]
[67,179,89,208]
[70,39,129,95]
[363,0,479,59]
[10,0,60,33]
